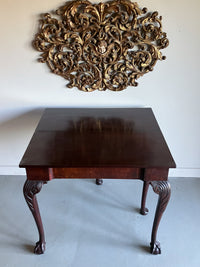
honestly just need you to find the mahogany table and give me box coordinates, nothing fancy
[19,108,176,255]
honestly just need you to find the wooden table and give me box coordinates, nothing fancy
[19,108,176,255]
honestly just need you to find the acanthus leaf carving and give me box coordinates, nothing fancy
[33,0,169,92]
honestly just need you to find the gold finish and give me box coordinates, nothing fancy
[33,0,169,91]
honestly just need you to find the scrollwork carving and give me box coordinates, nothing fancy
[33,0,169,91]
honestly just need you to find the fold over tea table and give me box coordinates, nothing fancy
[19,108,176,255]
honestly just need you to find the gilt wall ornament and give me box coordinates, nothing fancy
[33,0,169,92]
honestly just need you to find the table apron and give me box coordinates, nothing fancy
[25,167,169,181]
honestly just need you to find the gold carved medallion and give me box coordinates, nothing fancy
[33,0,169,91]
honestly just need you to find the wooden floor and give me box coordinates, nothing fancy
[0,176,199,267]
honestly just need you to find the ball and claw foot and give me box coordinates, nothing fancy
[34,241,46,254]
[140,207,149,215]
[150,241,161,255]
[96,179,103,185]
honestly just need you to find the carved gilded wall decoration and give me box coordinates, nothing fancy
[33,0,169,91]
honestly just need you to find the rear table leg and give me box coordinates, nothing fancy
[140,181,150,215]
[23,180,46,254]
[96,179,103,185]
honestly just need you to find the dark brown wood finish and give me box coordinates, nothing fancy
[150,181,171,254]
[20,108,175,170]
[20,108,176,254]
[96,179,103,185]
[23,180,46,254]
[140,181,150,215]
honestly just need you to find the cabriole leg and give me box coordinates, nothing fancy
[150,181,171,255]
[140,181,150,215]
[23,180,46,254]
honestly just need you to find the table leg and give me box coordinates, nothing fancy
[23,180,46,254]
[140,181,150,215]
[96,179,103,185]
[150,181,171,254]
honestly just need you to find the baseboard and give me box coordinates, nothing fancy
[0,167,26,175]
[168,168,200,178]
[0,166,200,178]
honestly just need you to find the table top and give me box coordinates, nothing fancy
[19,108,176,169]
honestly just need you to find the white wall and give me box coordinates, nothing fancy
[0,0,200,177]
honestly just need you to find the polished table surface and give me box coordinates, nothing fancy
[20,108,176,255]
[20,108,175,178]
